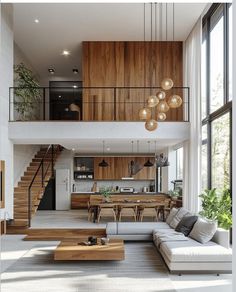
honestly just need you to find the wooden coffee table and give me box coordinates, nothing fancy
[54,238,125,261]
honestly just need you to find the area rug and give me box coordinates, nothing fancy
[1,242,176,292]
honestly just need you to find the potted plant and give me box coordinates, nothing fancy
[199,188,232,230]
[14,63,41,120]
[168,188,181,200]
[100,186,113,202]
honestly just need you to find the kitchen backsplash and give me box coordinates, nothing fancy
[73,180,154,193]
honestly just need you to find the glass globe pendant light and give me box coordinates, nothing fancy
[139,107,151,120]
[145,119,158,131]
[161,78,174,90]
[157,100,169,112]
[156,90,166,100]
[157,112,167,121]
[168,94,183,108]
[147,95,159,107]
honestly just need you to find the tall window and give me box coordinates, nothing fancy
[176,147,183,180]
[201,4,232,192]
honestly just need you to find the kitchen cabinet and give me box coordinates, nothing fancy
[94,156,155,180]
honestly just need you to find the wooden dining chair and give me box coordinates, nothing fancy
[138,203,160,222]
[97,203,117,223]
[118,204,137,222]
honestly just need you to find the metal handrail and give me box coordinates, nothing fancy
[27,144,60,226]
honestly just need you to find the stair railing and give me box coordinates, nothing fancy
[28,144,60,227]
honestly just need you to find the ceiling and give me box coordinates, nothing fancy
[61,138,182,154]
[13,3,207,80]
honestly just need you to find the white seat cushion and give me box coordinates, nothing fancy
[159,237,232,263]
[153,229,188,248]
[117,222,171,235]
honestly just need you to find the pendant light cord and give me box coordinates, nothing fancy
[166,3,167,41]
[173,3,175,41]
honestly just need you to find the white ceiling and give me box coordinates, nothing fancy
[61,138,182,154]
[13,3,207,80]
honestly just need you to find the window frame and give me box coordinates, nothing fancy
[202,3,232,192]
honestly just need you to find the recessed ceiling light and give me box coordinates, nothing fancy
[34,19,39,23]
[73,85,78,88]
[62,50,70,56]
[106,147,111,151]
[73,69,79,74]
[48,68,55,74]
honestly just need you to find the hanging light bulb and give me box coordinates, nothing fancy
[156,90,166,100]
[144,141,154,167]
[145,119,158,131]
[147,95,159,108]
[168,95,183,108]
[157,112,167,121]
[157,100,169,112]
[99,141,109,167]
[161,78,174,90]
[139,107,151,120]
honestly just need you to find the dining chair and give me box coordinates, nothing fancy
[138,203,160,222]
[97,203,117,223]
[118,204,137,222]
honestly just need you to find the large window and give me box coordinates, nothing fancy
[176,147,183,180]
[201,4,232,192]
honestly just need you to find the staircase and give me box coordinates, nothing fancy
[9,145,61,231]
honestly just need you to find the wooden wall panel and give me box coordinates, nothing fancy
[82,41,183,121]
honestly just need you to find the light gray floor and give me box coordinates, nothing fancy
[31,210,154,228]
[31,210,106,228]
[1,236,175,292]
[0,235,232,292]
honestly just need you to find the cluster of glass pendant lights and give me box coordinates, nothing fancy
[139,78,183,131]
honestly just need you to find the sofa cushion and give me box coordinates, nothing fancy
[189,217,217,244]
[159,237,232,263]
[153,229,188,248]
[116,222,171,235]
[166,208,178,225]
[169,207,190,229]
[175,215,198,236]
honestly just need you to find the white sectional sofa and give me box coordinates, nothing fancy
[106,211,232,274]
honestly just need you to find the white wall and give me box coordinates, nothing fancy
[0,4,14,219]
[13,145,40,186]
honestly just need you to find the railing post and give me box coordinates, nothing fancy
[51,145,54,177]
[41,160,44,187]
[28,189,31,227]
[43,87,46,120]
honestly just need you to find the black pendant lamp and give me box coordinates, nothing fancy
[99,141,109,167]
[144,141,154,167]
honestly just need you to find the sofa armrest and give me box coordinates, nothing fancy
[211,228,230,249]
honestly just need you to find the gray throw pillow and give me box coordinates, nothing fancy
[170,207,190,229]
[166,208,178,225]
[175,215,198,236]
[189,217,217,244]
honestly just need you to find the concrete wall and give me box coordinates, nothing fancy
[0,4,14,219]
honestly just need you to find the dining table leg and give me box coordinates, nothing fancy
[93,206,98,223]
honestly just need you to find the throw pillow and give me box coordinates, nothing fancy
[189,217,217,244]
[175,215,198,236]
[166,208,178,225]
[169,207,190,229]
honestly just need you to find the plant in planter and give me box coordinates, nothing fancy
[199,188,232,230]
[100,186,113,202]
[168,188,182,200]
[14,63,41,120]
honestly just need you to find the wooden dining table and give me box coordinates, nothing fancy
[89,198,166,223]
